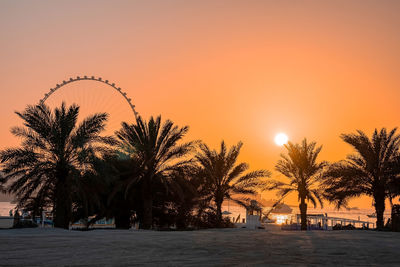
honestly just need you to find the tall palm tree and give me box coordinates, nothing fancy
[268,139,326,230]
[322,128,400,229]
[115,115,196,229]
[105,153,147,229]
[195,141,270,227]
[0,103,112,229]
[0,173,4,193]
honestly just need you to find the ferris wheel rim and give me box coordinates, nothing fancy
[39,75,139,119]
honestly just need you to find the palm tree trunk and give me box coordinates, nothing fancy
[54,181,71,229]
[299,198,307,230]
[113,197,132,229]
[176,204,190,229]
[54,196,71,229]
[374,191,386,230]
[141,181,153,229]
[216,200,223,228]
[142,196,152,229]
[115,212,131,229]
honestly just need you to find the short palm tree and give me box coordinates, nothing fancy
[115,115,196,229]
[0,103,111,229]
[195,141,271,227]
[268,139,326,230]
[322,128,400,229]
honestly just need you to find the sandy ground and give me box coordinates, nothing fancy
[0,224,399,266]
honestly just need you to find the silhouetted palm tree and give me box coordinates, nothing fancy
[105,153,146,229]
[0,103,112,229]
[115,115,196,229]
[322,128,400,229]
[70,155,115,229]
[0,173,4,193]
[388,155,400,205]
[151,166,199,229]
[170,167,200,229]
[195,141,270,227]
[268,139,326,230]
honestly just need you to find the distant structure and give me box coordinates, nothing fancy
[245,200,262,229]
[39,75,139,120]
[270,203,292,214]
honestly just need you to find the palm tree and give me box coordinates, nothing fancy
[0,103,112,229]
[115,115,196,229]
[151,166,199,229]
[322,128,400,229]
[268,139,326,230]
[0,173,4,193]
[195,141,270,227]
[170,168,200,229]
[105,153,147,229]
[388,155,400,205]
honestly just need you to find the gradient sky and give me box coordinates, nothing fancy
[1,0,400,208]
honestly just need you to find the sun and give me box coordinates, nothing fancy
[274,133,289,146]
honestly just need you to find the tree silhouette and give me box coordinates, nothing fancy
[268,139,326,230]
[195,141,270,227]
[322,128,400,229]
[115,115,196,229]
[0,103,112,229]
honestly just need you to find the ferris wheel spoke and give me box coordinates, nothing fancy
[40,76,138,120]
[39,76,139,135]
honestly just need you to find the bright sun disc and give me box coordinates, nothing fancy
[274,133,288,146]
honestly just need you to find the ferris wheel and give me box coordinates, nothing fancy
[39,75,139,135]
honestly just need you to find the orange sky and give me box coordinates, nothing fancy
[1,0,400,208]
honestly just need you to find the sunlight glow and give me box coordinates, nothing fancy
[272,214,291,225]
[274,133,289,146]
